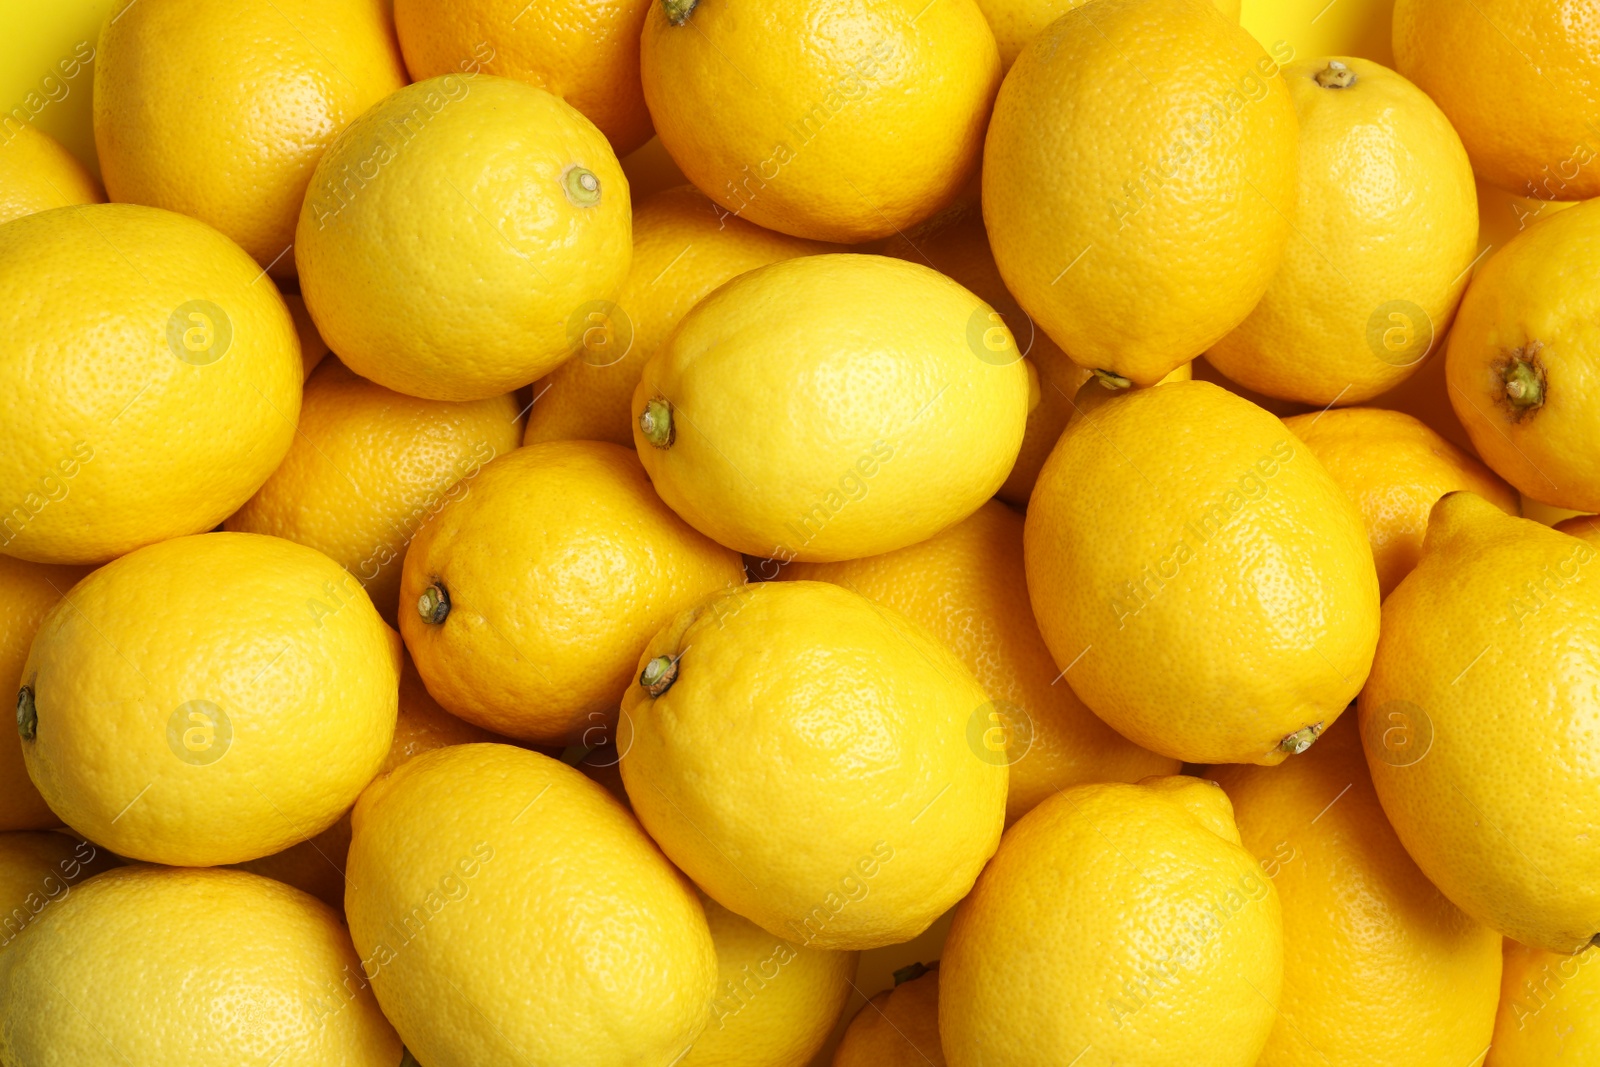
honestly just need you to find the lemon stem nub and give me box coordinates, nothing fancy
[1315,61,1357,89]
[1092,369,1133,391]
[1279,723,1323,755]
[418,583,451,625]
[893,961,938,986]
[1503,358,1545,412]
[663,0,699,24]
[640,655,679,697]
[563,166,602,207]
[640,398,675,448]
[15,686,35,742]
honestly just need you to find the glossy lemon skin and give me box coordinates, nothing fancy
[1487,940,1600,1066]
[0,122,102,226]
[0,831,118,952]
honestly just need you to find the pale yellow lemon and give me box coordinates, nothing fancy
[633,254,1030,561]
[983,0,1298,386]
[0,122,101,226]
[1025,380,1380,765]
[1487,940,1600,1066]
[94,0,407,276]
[21,532,398,866]
[976,0,1238,71]
[620,580,1007,950]
[346,743,717,1067]
[0,203,301,564]
[0,831,118,951]
[833,967,946,1067]
[296,74,631,402]
[639,0,999,243]
[939,777,1283,1067]
[524,184,826,449]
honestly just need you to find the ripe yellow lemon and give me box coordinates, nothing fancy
[1446,199,1600,513]
[1283,408,1519,598]
[347,743,717,1067]
[983,0,1298,386]
[1394,0,1600,200]
[0,122,101,226]
[633,254,1030,561]
[784,501,1177,825]
[940,777,1283,1067]
[94,0,407,277]
[227,359,523,620]
[400,440,743,742]
[1025,380,1380,765]
[681,894,857,1067]
[0,203,301,565]
[1208,57,1478,405]
[620,580,1007,950]
[639,0,999,242]
[1210,719,1502,1066]
[0,555,88,830]
[1360,492,1600,952]
[0,831,117,951]
[1487,940,1600,1065]
[525,185,826,449]
[296,74,631,402]
[1557,513,1600,548]
[394,0,654,155]
[833,965,946,1066]
[20,532,398,866]
[285,293,332,381]
[975,0,1238,72]
[0,866,401,1065]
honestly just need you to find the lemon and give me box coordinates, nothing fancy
[1283,408,1519,597]
[975,0,1238,71]
[94,0,407,277]
[639,0,999,242]
[1026,380,1379,765]
[1446,199,1600,513]
[0,203,301,565]
[1210,718,1502,1066]
[1207,57,1478,405]
[1557,513,1600,548]
[833,965,946,1067]
[0,866,401,1065]
[0,831,117,951]
[296,74,631,402]
[400,440,743,743]
[1488,940,1600,1065]
[394,0,654,155]
[227,359,524,620]
[620,580,1007,950]
[983,0,1298,387]
[681,894,857,1067]
[285,293,332,381]
[1394,0,1600,200]
[633,254,1030,562]
[20,532,398,866]
[940,776,1283,1067]
[784,501,1177,825]
[1361,492,1600,951]
[347,743,716,1066]
[0,122,101,226]
[524,184,827,449]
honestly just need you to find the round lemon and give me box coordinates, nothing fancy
[833,966,946,1067]
[0,831,117,951]
[1208,57,1478,405]
[1557,513,1600,547]
[633,254,1030,562]
[620,580,1007,950]
[227,359,523,620]
[394,0,654,155]
[681,894,857,1067]
[401,440,743,742]
[975,0,1238,72]
[940,776,1283,1066]
[524,184,827,449]
[1025,380,1380,765]
[0,122,101,226]
[1210,718,1502,1066]
[983,0,1298,386]
[1361,492,1600,952]
[784,500,1177,825]
[94,0,407,277]
[1284,408,1519,598]
[20,532,399,866]
[0,865,401,1065]
[296,74,631,402]
[347,743,716,1067]
[0,203,301,565]
[1446,199,1600,513]
[639,0,999,242]
[1487,940,1600,1066]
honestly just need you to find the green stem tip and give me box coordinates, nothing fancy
[640,655,679,697]
[563,166,602,207]
[1092,368,1133,391]
[893,960,939,986]
[663,0,699,24]
[1279,722,1324,755]
[639,398,675,449]
[15,686,35,742]
[1502,356,1546,413]
[1315,61,1357,89]
[417,583,451,625]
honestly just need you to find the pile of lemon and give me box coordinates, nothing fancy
[2,0,1600,1064]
